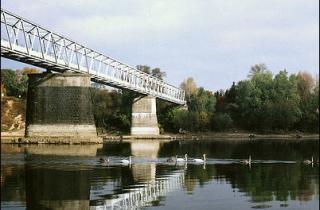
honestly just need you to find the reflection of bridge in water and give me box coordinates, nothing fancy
[90,140,186,209]
[91,170,185,210]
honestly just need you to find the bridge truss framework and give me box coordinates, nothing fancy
[0,8,185,105]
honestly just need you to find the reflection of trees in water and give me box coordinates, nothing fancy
[25,165,91,210]
[96,142,131,156]
[184,163,319,202]
[158,140,319,160]
[183,164,216,193]
[0,165,26,203]
[90,165,134,193]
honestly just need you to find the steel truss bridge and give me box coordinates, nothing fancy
[0,8,185,104]
[91,170,185,210]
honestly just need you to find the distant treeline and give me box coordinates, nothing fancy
[1,63,319,133]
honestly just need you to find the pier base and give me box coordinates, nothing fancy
[25,72,98,141]
[131,96,159,136]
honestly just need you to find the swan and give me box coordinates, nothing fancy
[166,156,176,163]
[176,154,188,162]
[99,157,109,165]
[193,154,207,163]
[240,155,251,165]
[121,156,132,165]
[303,156,314,164]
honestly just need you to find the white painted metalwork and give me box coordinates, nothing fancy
[0,8,186,104]
[91,170,185,210]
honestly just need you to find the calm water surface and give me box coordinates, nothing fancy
[1,139,319,210]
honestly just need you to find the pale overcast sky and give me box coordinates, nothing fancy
[1,0,319,91]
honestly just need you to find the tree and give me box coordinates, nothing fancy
[272,71,301,130]
[212,113,233,131]
[21,67,41,75]
[180,77,198,102]
[136,65,166,80]
[214,89,226,113]
[235,69,302,131]
[1,69,28,98]
[151,68,166,80]
[295,72,319,132]
[136,65,151,74]
[91,88,135,133]
[248,63,268,78]
[296,71,315,100]
[181,87,216,131]
[235,80,261,129]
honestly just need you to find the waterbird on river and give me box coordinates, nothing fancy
[192,154,207,163]
[120,156,132,165]
[176,154,188,162]
[240,155,251,165]
[303,156,314,165]
[166,156,176,163]
[99,157,109,165]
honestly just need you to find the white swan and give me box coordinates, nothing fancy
[240,155,251,165]
[193,154,206,163]
[303,156,314,165]
[176,154,188,162]
[99,157,110,165]
[121,156,132,165]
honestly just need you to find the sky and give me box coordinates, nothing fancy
[1,0,319,91]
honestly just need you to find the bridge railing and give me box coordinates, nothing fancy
[0,8,186,104]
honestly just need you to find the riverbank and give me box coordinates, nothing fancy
[109,132,319,141]
[1,130,318,144]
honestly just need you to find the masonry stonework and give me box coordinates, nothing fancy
[25,72,98,140]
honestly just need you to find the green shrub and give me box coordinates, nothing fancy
[212,113,233,131]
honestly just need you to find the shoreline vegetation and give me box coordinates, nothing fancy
[1,64,319,144]
[1,130,319,144]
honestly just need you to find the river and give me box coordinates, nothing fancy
[1,139,319,210]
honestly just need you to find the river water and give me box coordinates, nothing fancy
[1,139,319,210]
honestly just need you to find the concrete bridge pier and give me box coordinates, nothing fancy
[131,96,160,136]
[130,141,160,182]
[25,72,100,143]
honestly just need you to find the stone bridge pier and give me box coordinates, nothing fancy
[25,72,100,143]
[131,96,160,136]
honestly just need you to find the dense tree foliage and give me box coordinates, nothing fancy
[1,67,41,98]
[91,88,135,133]
[216,65,318,133]
[166,86,216,132]
[295,72,319,132]
[235,70,302,131]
